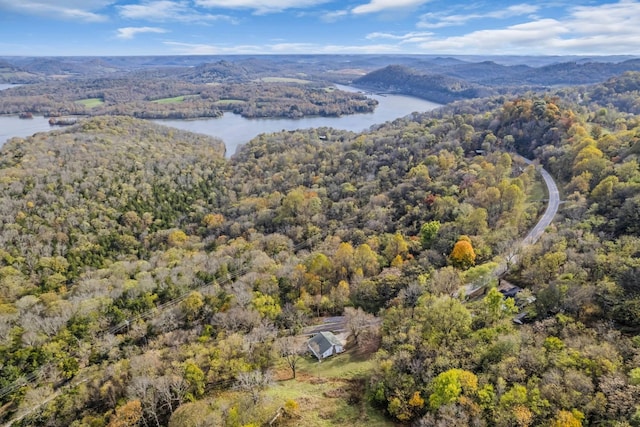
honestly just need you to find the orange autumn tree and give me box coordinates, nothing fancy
[450,235,476,269]
[107,400,142,427]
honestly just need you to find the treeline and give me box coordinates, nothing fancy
[0,78,377,119]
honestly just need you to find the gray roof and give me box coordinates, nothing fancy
[308,331,342,356]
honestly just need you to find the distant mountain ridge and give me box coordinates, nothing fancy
[351,58,640,103]
[354,64,494,104]
[0,60,42,84]
[3,55,640,104]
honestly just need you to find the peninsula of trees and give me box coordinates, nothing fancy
[0,79,378,120]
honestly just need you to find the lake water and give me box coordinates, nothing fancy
[0,85,441,156]
[155,85,441,156]
[0,115,65,145]
[0,84,67,145]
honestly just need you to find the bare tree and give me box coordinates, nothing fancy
[344,306,375,347]
[212,306,261,333]
[428,266,463,296]
[234,370,273,405]
[276,336,306,379]
[128,373,188,427]
[399,283,425,317]
[279,302,308,334]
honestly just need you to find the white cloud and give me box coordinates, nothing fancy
[418,3,540,28]
[194,0,331,14]
[352,0,431,15]
[118,1,235,23]
[116,26,168,40]
[414,0,640,55]
[366,31,433,41]
[569,0,640,34]
[164,41,267,54]
[321,9,349,22]
[418,19,567,52]
[0,0,112,21]
[163,40,402,54]
[309,43,401,53]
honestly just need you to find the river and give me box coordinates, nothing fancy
[0,85,441,156]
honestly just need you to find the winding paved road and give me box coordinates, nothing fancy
[492,156,560,278]
[454,156,560,295]
[520,157,560,246]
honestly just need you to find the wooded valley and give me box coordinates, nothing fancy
[0,62,639,426]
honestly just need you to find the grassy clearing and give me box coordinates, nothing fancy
[297,349,375,379]
[151,95,187,104]
[75,98,104,108]
[170,349,390,427]
[265,350,390,427]
[170,339,387,426]
[214,99,246,105]
[258,77,312,84]
[264,379,390,427]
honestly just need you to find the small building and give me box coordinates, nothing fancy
[497,278,522,298]
[307,331,344,361]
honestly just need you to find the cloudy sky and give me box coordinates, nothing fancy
[1,0,639,56]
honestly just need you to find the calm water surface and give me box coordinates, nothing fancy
[155,85,441,156]
[0,115,65,146]
[0,84,66,145]
[1,85,441,156]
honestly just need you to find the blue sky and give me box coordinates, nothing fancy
[1,0,639,56]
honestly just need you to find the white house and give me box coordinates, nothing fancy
[307,331,344,360]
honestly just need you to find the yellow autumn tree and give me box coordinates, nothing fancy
[333,242,355,280]
[429,368,478,410]
[550,409,583,427]
[384,233,409,263]
[450,236,476,269]
[167,229,188,247]
[107,400,142,427]
[391,254,404,268]
[513,405,534,427]
[408,391,425,409]
[202,213,224,228]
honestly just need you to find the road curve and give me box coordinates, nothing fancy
[520,157,560,246]
[490,156,560,279]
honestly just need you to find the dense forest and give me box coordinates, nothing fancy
[0,68,639,426]
[354,65,494,104]
[0,79,377,120]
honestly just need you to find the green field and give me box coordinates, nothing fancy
[151,95,187,104]
[259,77,313,84]
[214,99,246,105]
[75,98,104,108]
[264,350,390,427]
[296,349,374,378]
[168,349,389,427]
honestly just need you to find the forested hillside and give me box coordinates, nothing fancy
[355,65,494,104]
[0,71,639,426]
[0,79,377,120]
